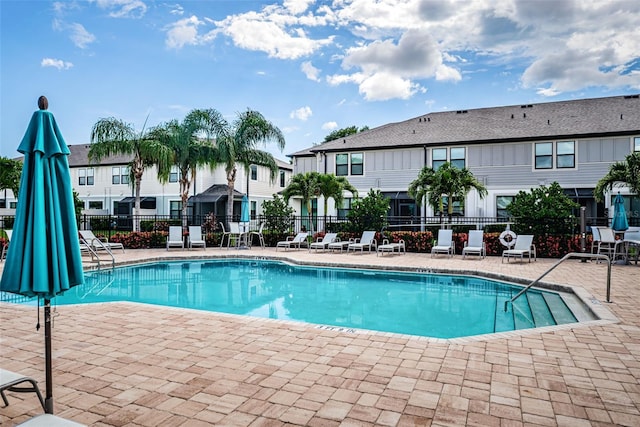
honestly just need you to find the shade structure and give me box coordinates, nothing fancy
[611,193,629,231]
[241,194,250,223]
[0,97,84,414]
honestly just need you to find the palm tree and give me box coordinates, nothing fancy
[90,116,172,231]
[408,166,441,215]
[594,152,640,202]
[317,174,358,231]
[215,109,285,223]
[147,109,226,228]
[282,172,321,235]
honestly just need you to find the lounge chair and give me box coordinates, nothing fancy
[219,222,231,248]
[250,223,265,248]
[594,227,622,261]
[276,232,308,251]
[327,238,352,253]
[309,233,337,252]
[502,234,536,263]
[347,231,377,253]
[0,368,45,411]
[188,226,206,250]
[377,239,405,256]
[16,414,86,426]
[1,229,11,261]
[462,230,486,259]
[166,226,184,250]
[79,230,125,253]
[431,229,454,257]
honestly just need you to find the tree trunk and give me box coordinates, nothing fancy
[226,167,237,226]
[133,175,142,232]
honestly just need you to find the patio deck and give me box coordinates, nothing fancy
[1,248,639,426]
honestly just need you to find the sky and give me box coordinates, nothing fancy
[1,0,639,161]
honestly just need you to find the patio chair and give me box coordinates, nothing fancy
[16,414,86,426]
[590,226,601,254]
[327,237,353,253]
[0,368,46,411]
[623,230,640,265]
[594,227,620,261]
[462,230,486,259]
[276,232,308,251]
[219,222,231,248]
[377,239,405,257]
[431,229,454,257]
[166,226,184,251]
[502,234,536,263]
[309,232,338,252]
[250,222,265,248]
[188,226,206,250]
[1,229,12,262]
[347,231,377,253]
[79,230,125,253]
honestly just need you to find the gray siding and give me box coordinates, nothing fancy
[580,137,630,163]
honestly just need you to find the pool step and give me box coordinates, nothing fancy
[542,293,577,324]
[526,292,556,327]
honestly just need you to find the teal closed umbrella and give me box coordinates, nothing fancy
[0,97,84,414]
[239,194,250,248]
[611,193,629,231]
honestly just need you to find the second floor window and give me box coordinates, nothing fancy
[634,136,640,152]
[535,142,553,169]
[535,141,575,169]
[432,148,447,169]
[432,147,465,169]
[78,168,94,186]
[279,170,286,187]
[556,141,575,168]
[112,167,129,185]
[336,153,363,176]
[169,166,179,183]
[250,165,257,180]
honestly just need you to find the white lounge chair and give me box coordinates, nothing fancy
[327,238,352,253]
[79,230,125,253]
[188,226,206,250]
[502,234,536,263]
[348,231,377,253]
[1,229,12,261]
[250,223,265,248]
[431,229,454,257]
[219,222,231,248]
[16,414,86,426]
[166,226,184,250]
[377,239,405,256]
[276,232,308,251]
[309,233,338,252]
[0,368,45,411]
[462,230,486,259]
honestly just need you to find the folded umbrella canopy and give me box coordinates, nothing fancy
[239,194,250,248]
[0,96,84,414]
[611,192,629,232]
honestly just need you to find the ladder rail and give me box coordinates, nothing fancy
[504,252,612,312]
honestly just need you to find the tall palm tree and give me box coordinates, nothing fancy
[147,109,226,228]
[282,172,321,235]
[594,152,640,202]
[408,166,441,215]
[90,116,172,231]
[215,109,285,222]
[317,174,358,231]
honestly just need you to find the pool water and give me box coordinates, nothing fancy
[3,259,579,339]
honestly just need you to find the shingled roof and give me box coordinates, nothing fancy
[293,94,640,156]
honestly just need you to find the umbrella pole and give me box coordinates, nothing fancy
[44,299,54,414]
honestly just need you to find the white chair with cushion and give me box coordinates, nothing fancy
[79,230,124,253]
[502,235,536,263]
[166,226,184,250]
[431,229,454,257]
[188,226,206,250]
[462,230,486,259]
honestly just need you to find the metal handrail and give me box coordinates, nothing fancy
[79,236,115,269]
[504,252,612,312]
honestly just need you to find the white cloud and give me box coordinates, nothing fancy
[322,121,338,130]
[358,72,423,101]
[283,0,314,15]
[301,61,320,81]
[41,58,73,70]
[92,0,147,18]
[290,106,313,121]
[165,16,202,49]
[68,22,96,49]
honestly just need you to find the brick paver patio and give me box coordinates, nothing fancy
[1,248,639,426]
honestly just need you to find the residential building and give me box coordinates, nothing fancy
[289,95,640,225]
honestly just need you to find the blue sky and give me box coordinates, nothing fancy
[1,0,639,161]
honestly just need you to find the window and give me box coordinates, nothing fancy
[336,154,348,176]
[350,153,363,175]
[250,201,257,218]
[635,137,640,152]
[169,166,179,183]
[279,170,286,187]
[121,167,129,185]
[496,196,515,219]
[9,202,17,209]
[88,201,103,209]
[535,142,553,169]
[337,198,352,219]
[169,201,182,219]
[78,168,94,186]
[250,165,257,180]
[450,147,465,169]
[442,196,464,216]
[0,199,5,209]
[432,148,447,169]
[556,141,575,168]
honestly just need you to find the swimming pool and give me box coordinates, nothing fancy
[2,259,583,339]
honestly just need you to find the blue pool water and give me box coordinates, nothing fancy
[2,259,578,339]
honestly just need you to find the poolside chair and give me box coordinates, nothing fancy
[166,226,184,251]
[226,222,246,249]
[347,231,377,253]
[219,222,231,248]
[250,222,265,248]
[276,232,308,251]
[431,229,454,257]
[79,230,125,253]
[309,232,337,252]
[327,237,352,253]
[0,368,46,411]
[1,229,11,262]
[594,227,620,260]
[502,234,536,263]
[623,229,640,265]
[188,226,206,250]
[377,239,405,256]
[16,414,86,426]
[590,226,601,254]
[462,230,486,259]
